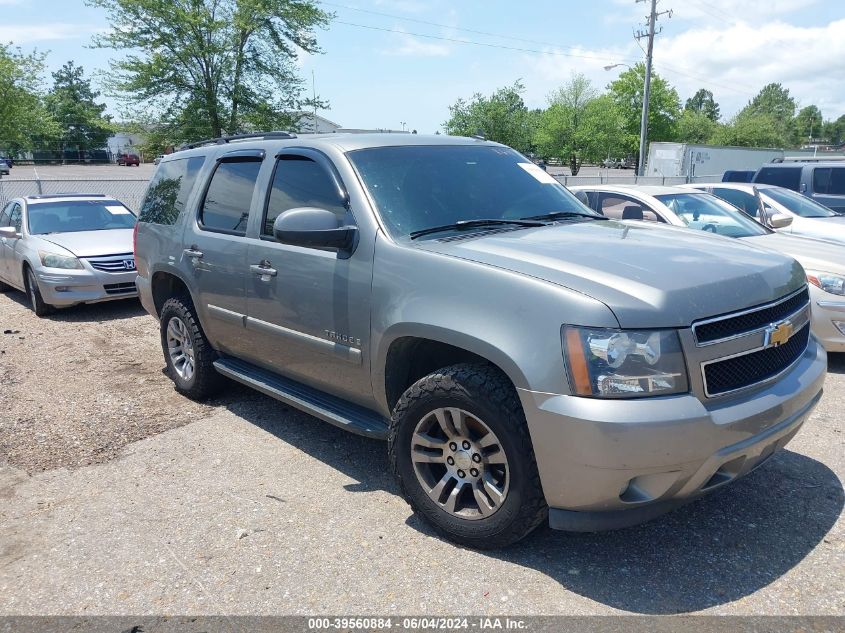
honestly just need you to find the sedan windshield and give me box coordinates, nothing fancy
[655,193,769,238]
[347,145,599,238]
[763,187,838,218]
[28,200,137,235]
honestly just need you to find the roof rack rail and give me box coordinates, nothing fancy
[27,193,108,199]
[178,130,297,151]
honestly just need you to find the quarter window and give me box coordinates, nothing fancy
[139,156,205,225]
[263,156,349,236]
[200,160,262,235]
[813,167,845,195]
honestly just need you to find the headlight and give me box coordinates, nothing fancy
[562,326,688,398]
[807,271,845,296]
[38,250,83,269]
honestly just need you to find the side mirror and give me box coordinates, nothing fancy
[0,226,18,238]
[273,207,357,252]
[768,212,793,229]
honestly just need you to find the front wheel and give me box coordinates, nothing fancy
[25,268,54,316]
[159,296,222,400]
[389,363,547,548]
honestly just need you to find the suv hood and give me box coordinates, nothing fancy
[38,229,134,258]
[417,220,805,328]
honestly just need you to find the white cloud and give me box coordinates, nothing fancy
[653,18,845,118]
[0,23,93,42]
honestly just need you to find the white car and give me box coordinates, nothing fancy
[680,182,845,245]
[570,184,845,352]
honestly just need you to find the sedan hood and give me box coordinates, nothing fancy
[417,221,805,328]
[38,229,134,258]
[742,233,845,276]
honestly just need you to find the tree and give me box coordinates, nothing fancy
[87,0,332,140]
[741,83,796,125]
[823,115,845,145]
[676,109,717,144]
[684,88,720,122]
[575,95,629,164]
[533,73,596,174]
[607,63,680,156]
[708,112,789,148]
[443,81,535,153]
[45,61,113,157]
[793,105,823,143]
[0,44,60,153]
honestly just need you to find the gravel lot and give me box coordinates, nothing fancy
[0,288,843,615]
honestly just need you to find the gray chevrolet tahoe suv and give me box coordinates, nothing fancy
[135,132,826,548]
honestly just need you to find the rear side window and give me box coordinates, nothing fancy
[813,167,845,195]
[263,156,349,236]
[139,156,205,225]
[199,160,262,235]
[754,167,801,191]
[599,194,662,222]
[712,187,760,218]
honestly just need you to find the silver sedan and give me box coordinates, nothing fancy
[0,194,138,316]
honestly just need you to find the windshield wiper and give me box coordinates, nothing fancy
[409,218,545,240]
[520,210,607,222]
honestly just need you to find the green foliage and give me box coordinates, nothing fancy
[607,63,680,153]
[577,95,630,163]
[823,115,845,145]
[792,105,823,143]
[708,112,789,148]
[0,44,61,153]
[443,81,535,153]
[684,88,720,122]
[45,61,113,154]
[676,109,717,144]
[87,0,332,140]
[533,73,596,174]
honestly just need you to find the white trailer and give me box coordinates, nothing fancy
[645,142,785,179]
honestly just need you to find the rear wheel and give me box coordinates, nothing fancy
[160,296,222,400]
[25,268,54,316]
[389,363,547,548]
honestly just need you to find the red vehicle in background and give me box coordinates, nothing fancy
[117,153,140,166]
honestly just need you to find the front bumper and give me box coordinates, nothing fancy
[811,288,845,352]
[35,266,138,306]
[519,335,826,531]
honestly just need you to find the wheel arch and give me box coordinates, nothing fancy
[150,269,194,317]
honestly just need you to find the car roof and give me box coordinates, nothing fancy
[760,161,845,168]
[567,184,695,196]
[24,193,122,205]
[163,133,500,162]
[679,182,778,190]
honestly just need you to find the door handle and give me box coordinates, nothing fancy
[250,262,277,277]
[183,247,203,259]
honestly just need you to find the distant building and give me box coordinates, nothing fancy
[295,113,342,134]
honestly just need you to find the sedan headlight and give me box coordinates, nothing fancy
[38,250,83,269]
[807,271,845,296]
[562,326,688,398]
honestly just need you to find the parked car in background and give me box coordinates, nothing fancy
[134,132,824,547]
[571,183,845,352]
[0,193,138,316]
[153,154,165,165]
[117,153,141,166]
[753,161,845,214]
[680,182,845,245]
[0,157,10,175]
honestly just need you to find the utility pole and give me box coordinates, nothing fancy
[635,0,671,177]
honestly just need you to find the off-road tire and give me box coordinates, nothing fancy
[389,363,547,548]
[159,295,222,400]
[25,267,54,316]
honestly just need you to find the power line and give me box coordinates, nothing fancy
[332,20,639,64]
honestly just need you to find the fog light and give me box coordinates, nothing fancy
[834,321,845,336]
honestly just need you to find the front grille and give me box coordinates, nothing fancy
[85,253,136,273]
[694,287,809,344]
[104,282,137,295]
[703,323,809,396]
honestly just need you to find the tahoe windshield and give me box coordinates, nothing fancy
[348,145,599,238]
[655,193,769,238]
[27,200,137,235]
[763,187,837,218]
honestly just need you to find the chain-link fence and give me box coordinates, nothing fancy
[0,178,150,211]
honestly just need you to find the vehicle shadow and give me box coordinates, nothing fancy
[1,289,145,323]
[826,352,845,374]
[223,391,843,614]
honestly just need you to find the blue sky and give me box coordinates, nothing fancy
[2,0,844,132]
